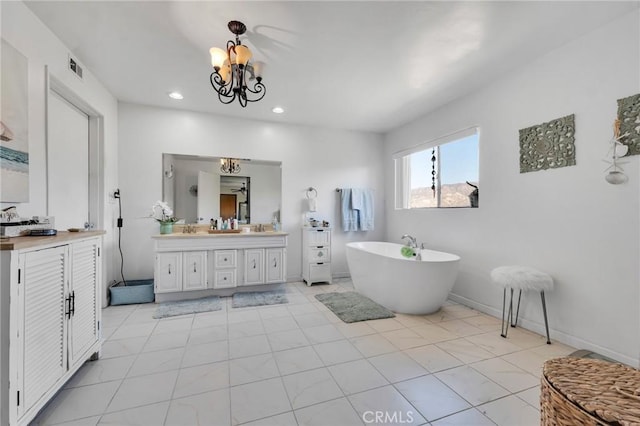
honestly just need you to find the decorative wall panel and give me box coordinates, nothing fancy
[617,93,640,156]
[519,114,575,173]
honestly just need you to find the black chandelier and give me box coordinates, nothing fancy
[209,21,266,107]
[220,158,241,174]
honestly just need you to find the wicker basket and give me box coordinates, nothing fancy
[541,357,640,425]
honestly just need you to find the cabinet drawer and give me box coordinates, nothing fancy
[309,263,331,282]
[214,250,237,268]
[308,247,330,262]
[214,270,237,288]
[307,230,330,246]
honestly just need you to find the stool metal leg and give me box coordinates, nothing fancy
[540,291,551,344]
[501,288,514,338]
[500,288,508,338]
[511,289,522,328]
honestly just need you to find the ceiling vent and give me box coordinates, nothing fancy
[68,55,83,80]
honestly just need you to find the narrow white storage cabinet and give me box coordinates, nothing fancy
[0,231,104,426]
[302,227,332,285]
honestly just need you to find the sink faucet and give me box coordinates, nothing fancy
[401,234,418,249]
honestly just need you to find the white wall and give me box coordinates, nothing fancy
[385,12,640,365]
[1,2,119,300]
[118,102,385,282]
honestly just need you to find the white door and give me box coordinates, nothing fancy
[48,91,90,230]
[197,171,220,224]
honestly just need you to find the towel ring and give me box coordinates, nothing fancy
[306,187,317,199]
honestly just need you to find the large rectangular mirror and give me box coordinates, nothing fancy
[162,153,281,224]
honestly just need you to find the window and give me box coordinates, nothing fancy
[394,128,479,209]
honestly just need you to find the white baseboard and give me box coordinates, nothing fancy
[449,293,639,368]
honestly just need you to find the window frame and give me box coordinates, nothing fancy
[393,127,479,210]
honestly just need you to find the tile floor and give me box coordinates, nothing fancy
[31,279,575,426]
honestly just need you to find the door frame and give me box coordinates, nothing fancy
[45,68,104,231]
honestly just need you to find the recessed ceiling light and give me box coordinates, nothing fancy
[168,91,183,100]
[272,106,284,114]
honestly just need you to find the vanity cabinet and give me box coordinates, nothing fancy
[154,251,208,293]
[152,232,288,301]
[0,232,104,426]
[302,227,332,285]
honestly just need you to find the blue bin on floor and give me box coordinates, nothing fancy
[109,279,155,305]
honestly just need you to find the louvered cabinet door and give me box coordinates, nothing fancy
[68,239,99,368]
[18,246,67,419]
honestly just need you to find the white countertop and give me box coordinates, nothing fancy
[151,231,289,239]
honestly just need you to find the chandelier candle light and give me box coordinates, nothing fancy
[209,21,266,107]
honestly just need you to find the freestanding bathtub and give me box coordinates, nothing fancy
[346,241,460,315]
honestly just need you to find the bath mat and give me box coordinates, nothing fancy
[232,290,289,308]
[315,291,395,323]
[153,296,222,319]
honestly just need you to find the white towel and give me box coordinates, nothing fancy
[307,198,317,212]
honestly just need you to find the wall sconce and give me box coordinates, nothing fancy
[604,119,629,185]
[164,164,174,179]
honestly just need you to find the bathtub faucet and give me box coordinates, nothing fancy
[401,234,418,249]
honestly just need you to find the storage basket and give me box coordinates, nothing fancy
[109,279,155,305]
[541,357,640,425]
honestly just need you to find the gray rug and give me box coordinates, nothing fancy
[232,290,289,308]
[315,291,395,323]
[153,296,222,319]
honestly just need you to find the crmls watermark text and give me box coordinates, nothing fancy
[362,411,415,424]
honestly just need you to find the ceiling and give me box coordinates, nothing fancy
[25,1,638,133]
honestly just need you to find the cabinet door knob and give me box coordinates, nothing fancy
[223,277,227,281]
[224,257,228,262]
[252,259,256,269]
[273,258,277,267]
[168,265,171,275]
[193,262,197,272]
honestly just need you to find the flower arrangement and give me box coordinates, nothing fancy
[151,201,178,224]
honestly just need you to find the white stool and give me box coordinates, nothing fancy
[490,266,554,344]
